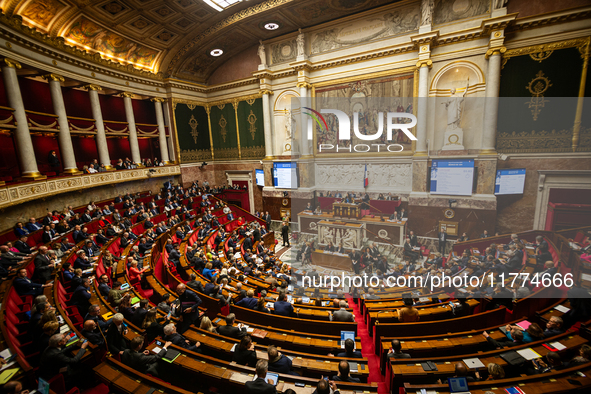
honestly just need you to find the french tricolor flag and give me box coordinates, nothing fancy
[364,164,369,188]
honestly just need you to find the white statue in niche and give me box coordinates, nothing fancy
[257,40,266,66]
[284,109,294,139]
[441,81,468,150]
[296,28,305,57]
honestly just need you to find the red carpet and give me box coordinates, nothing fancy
[82,383,109,394]
[348,297,388,394]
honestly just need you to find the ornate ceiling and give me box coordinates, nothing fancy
[0,0,399,83]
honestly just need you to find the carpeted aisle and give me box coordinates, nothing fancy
[348,297,388,394]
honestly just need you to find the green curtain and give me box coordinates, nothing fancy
[209,103,239,160]
[174,103,211,163]
[497,47,588,152]
[237,98,265,159]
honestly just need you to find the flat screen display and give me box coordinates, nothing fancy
[430,159,474,196]
[255,169,264,186]
[273,162,298,188]
[495,168,526,195]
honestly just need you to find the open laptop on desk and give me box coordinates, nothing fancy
[448,377,470,394]
[340,331,355,349]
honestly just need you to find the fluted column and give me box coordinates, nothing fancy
[297,83,310,157]
[86,84,112,169]
[481,47,505,154]
[152,98,170,164]
[261,90,274,159]
[45,74,80,174]
[122,92,141,165]
[1,58,43,179]
[415,59,432,155]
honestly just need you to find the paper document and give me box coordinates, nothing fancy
[554,305,571,313]
[516,348,541,360]
[462,357,485,369]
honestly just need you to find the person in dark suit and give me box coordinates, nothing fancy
[273,293,293,317]
[14,268,49,296]
[106,313,129,356]
[481,230,489,238]
[403,238,419,263]
[15,236,33,254]
[336,338,362,358]
[263,212,272,230]
[331,300,355,322]
[217,313,247,339]
[33,246,56,284]
[387,339,411,359]
[122,336,171,377]
[233,335,257,367]
[81,320,105,346]
[438,229,448,255]
[175,284,202,333]
[267,346,295,375]
[245,360,277,394]
[409,230,419,247]
[236,289,258,309]
[97,274,111,298]
[279,221,289,247]
[39,333,89,383]
[131,299,149,327]
[163,323,201,352]
[72,277,92,316]
[332,360,360,383]
[243,235,254,251]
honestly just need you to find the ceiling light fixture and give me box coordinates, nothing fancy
[210,49,224,56]
[264,22,280,30]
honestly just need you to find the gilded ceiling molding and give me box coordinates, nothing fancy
[503,37,590,59]
[83,84,102,91]
[509,8,591,33]
[0,12,164,80]
[42,73,65,82]
[1,57,21,68]
[167,0,296,74]
[150,98,166,103]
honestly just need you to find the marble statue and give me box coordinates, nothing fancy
[342,229,357,249]
[296,28,305,57]
[441,82,469,150]
[257,40,266,65]
[420,0,434,26]
[443,85,467,130]
[285,109,294,139]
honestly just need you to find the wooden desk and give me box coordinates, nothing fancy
[311,250,352,271]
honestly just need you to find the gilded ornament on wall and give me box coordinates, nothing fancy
[219,115,228,142]
[187,104,197,111]
[189,115,199,144]
[247,110,257,140]
[525,71,552,121]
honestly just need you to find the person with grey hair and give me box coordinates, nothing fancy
[163,323,200,352]
[330,301,355,322]
[39,333,89,384]
[122,336,172,377]
[106,313,129,355]
[245,359,277,394]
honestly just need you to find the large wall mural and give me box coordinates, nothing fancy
[64,17,160,70]
[314,72,415,154]
[433,0,490,25]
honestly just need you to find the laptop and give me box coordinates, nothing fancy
[252,372,279,386]
[448,377,470,394]
[340,331,355,349]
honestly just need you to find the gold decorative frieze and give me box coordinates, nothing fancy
[180,149,211,162]
[502,37,590,67]
[0,166,180,210]
[497,128,591,153]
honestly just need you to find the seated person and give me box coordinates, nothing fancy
[232,335,257,367]
[387,339,411,359]
[544,316,564,338]
[122,336,172,378]
[312,378,339,394]
[397,297,420,322]
[267,346,295,375]
[482,328,524,349]
[245,360,277,394]
[163,323,201,352]
[217,313,247,339]
[335,338,362,359]
[332,360,360,383]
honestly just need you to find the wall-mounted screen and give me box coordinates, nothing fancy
[255,169,265,186]
[495,168,526,195]
[273,162,298,189]
[430,159,474,196]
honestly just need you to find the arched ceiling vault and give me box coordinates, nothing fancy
[0,0,399,83]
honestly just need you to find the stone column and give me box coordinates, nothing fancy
[163,101,176,162]
[415,59,432,155]
[45,74,81,174]
[152,98,170,164]
[297,83,310,157]
[261,90,274,159]
[1,58,43,179]
[122,92,141,165]
[481,47,506,154]
[86,84,112,169]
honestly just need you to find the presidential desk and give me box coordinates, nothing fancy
[298,211,406,247]
[310,250,353,271]
[318,197,400,216]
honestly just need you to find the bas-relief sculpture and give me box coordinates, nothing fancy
[420,0,434,26]
[318,221,362,250]
[270,39,296,64]
[315,163,412,191]
[433,0,490,25]
[64,17,159,69]
[310,6,419,54]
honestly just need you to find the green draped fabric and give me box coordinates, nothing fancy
[175,103,211,163]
